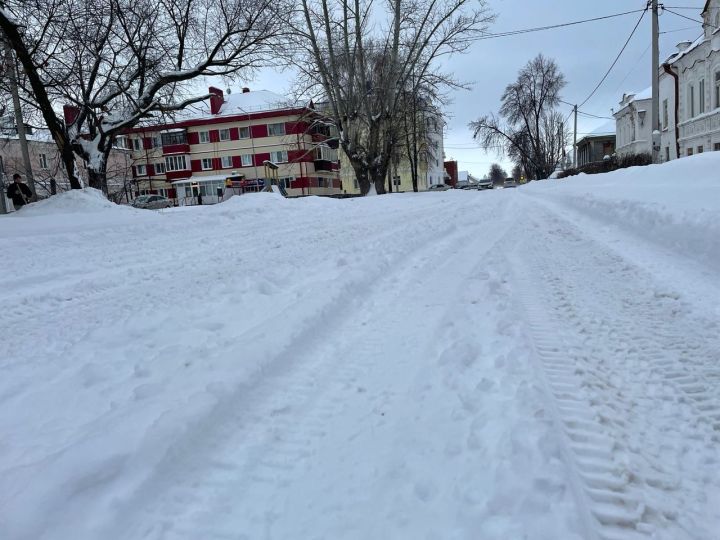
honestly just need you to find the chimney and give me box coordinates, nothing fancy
[63,104,80,126]
[209,87,224,115]
[242,87,250,93]
[676,41,692,53]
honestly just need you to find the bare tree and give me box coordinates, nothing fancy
[0,0,285,191]
[291,0,493,195]
[488,163,506,186]
[397,83,444,192]
[470,54,568,180]
[511,163,522,182]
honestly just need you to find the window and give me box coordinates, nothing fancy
[662,99,669,129]
[687,147,694,156]
[239,126,250,139]
[353,178,359,190]
[715,71,720,108]
[151,136,161,148]
[199,131,210,144]
[315,146,338,162]
[165,155,187,171]
[279,176,294,189]
[270,150,288,163]
[700,79,706,114]
[136,164,146,175]
[689,85,695,118]
[268,122,285,136]
[133,138,142,151]
[201,158,213,170]
[155,162,166,174]
[698,146,704,154]
[715,142,720,151]
[219,128,231,141]
[221,156,233,168]
[665,147,670,162]
[241,154,253,166]
[318,178,326,188]
[115,136,128,149]
[38,153,48,169]
[161,131,187,145]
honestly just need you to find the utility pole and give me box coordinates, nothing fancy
[573,104,578,168]
[651,0,660,163]
[4,41,36,197]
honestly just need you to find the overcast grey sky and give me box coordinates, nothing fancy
[239,0,706,178]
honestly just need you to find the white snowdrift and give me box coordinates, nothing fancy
[17,188,132,216]
[525,152,720,270]
[2,157,720,540]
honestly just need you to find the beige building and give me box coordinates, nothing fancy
[340,104,445,194]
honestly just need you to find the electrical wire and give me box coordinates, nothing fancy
[458,9,647,43]
[558,99,613,120]
[663,8,719,29]
[577,8,648,108]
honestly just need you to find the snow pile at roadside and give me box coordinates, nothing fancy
[18,188,131,216]
[526,152,720,269]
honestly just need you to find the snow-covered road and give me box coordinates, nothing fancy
[2,156,719,540]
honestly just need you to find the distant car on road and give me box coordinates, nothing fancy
[477,178,493,190]
[427,184,451,191]
[503,179,518,189]
[132,195,174,209]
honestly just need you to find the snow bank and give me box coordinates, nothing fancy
[525,153,720,270]
[17,188,131,216]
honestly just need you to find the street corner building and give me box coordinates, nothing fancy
[122,87,342,205]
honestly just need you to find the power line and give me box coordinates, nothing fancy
[612,43,650,94]
[663,8,719,29]
[265,8,647,54]
[460,9,647,43]
[558,99,613,120]
[577,8,647,108]
[660,25,697,33]
[578,110,614,120]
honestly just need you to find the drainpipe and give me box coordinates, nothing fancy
[662,63,680,159]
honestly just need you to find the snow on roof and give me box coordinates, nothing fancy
[219,90,298,115]
[665,34,705,64]
[0,127,54,143]
[633,86,652,100]
[589,120,616,136]
[177,89,304,121]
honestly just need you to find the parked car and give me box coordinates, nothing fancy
[427,184,451,191]
[503,179,517,189]
[477,178,493,190]
[132,195,174,209]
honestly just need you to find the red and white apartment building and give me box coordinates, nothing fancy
[123,87,341,203]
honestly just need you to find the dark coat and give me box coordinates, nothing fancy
[7,181,32,207]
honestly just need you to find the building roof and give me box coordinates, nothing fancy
[665,34,705,64]
[0,127,54,143]
[576,120,616,146]
[179,89,301,121]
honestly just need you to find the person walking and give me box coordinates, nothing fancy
[6,173,33,210]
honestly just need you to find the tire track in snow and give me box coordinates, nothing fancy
[74,202,511,540]
[508,202,720,540]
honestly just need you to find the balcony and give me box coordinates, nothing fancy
[161,129,190,155]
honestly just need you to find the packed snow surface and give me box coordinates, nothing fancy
[2,154,720,540]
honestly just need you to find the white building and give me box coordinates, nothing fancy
[614,87,653,158]
[671,1,720,158]
[614,1,720,162]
